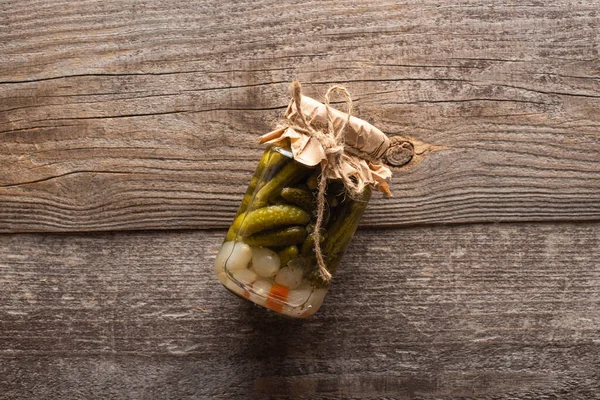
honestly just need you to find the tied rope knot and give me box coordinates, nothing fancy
[286,81,365,283]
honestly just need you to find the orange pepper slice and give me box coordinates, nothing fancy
[265,283,289,313]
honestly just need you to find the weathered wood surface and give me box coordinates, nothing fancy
[1,1,600,232]
[2,1,600,399]
[1,223,599,399]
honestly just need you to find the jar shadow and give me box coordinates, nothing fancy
[233,300,331,398]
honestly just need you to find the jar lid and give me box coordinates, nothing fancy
[260,86,393,195]
[284,95,390,160]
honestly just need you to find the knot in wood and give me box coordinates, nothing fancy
[384,137,414,167]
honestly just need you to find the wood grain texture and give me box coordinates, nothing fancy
[1,223,599,399]
[1,1,600,232]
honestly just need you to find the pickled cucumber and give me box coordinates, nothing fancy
[278,245,299,268]
[288,256,329,289]
[254,161,311,205]
[244,226,307,247]
[280,187,314,212]
[238,147,284,214]
[259,149,287,176]
[306,172,319,190]
[300,231,325,256]
[238,176,260,214]
[326,193,339,207]
[323,186,371,267]
[267,193,288,206]
[303,265,330,289]
[226,205,310,240]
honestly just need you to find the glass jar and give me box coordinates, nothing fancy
[214,143,371,318]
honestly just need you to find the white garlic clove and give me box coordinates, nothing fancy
[274,266,303,290]
[302,288,328,317]
[286,283,313,308]
[248,279,272,306]
[251,279,272,297]
[224,276,247,297]
[214,241,235,274]
[225,241,252,271]
[251,247,281,278]
[231,268,258,286]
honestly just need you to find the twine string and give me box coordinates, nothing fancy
[287,81,365,283]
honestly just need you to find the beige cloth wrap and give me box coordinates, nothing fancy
[259,94,393,195]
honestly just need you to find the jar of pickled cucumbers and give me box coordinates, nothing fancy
[214,82,393,318]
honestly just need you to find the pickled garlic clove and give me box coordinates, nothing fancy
[275,266,303,290]
[225,241,252,271]
[252,279,273,297]
[231,268,258,285]
[214,241,235,274]
[286,283,313,308]
[251,247,281,278]
[249,279,273,306]
[301,288,328,317]
[224,276,248,298]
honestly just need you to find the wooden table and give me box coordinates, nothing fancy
[1,1,599,398]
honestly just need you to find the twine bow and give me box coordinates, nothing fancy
[286,81,368,283]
